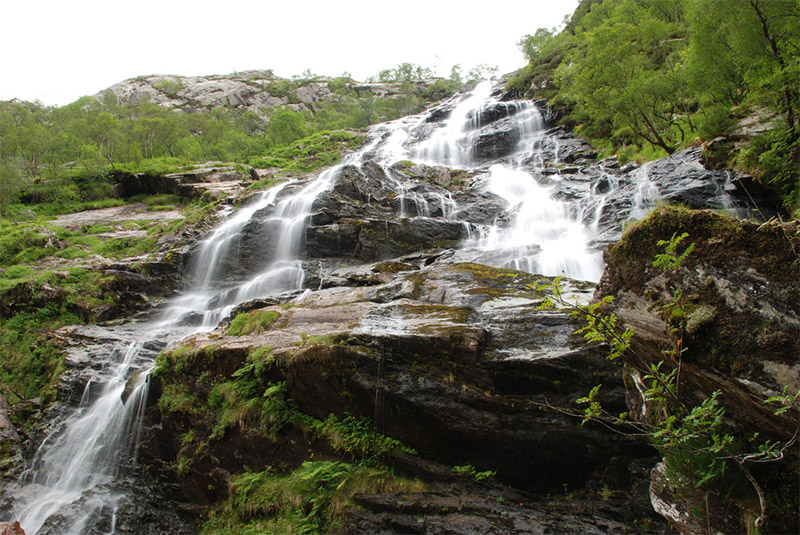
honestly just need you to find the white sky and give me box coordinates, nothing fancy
[1,0,578,107]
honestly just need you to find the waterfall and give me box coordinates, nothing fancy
[6,79,742,533]
[2,118,388,535]
[6,342,152,535]
[370,80,607,281]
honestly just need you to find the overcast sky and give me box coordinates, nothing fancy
[2,0,578,107]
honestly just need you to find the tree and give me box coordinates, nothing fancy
[518,28,555,64]
[266,107,309,147]
[554,0,694,154]
[688,0,799,135]
[0,159,21,217]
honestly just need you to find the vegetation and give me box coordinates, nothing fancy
[153,341,421,534]
[202,460,424,535]
[228,310,281,336]
[535,230,799,532]
[249,130,364,173]
[0,66,465,220]
[510,0,800,213]
[0,62,465,409]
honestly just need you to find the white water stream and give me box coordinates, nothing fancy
[4,80,737,533]
[2,119,383,535]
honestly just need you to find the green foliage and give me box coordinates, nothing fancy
[451,464,497,481]
[738,127,800,210]
[542,231,797,529]
[228,310,280,336]
[0,260,116,401]
[371,62,435,82]
[533,277,633,360]
[154,79,184,97]
[201,460,425,535]
[158,384,201,415]
[249,130,365,173]
[154,345,214,377]
[652,232,696,272]
[511,0,800,208]
[266,107,308,147]
[113,157,194,176]
[305,414,413,458]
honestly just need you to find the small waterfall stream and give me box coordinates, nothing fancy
[2,80,748,534]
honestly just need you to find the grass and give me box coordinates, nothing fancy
[249,131,365,173]
[0,189,222,404]
[112,157,194,176]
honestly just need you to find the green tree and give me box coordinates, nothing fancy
[266,107,308,147]
[518,28,555,64]
[0,159,22,216]
[555,0,693,154]
[688,0,799,135]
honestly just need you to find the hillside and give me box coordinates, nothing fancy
[0,2,798,535]
[97,70,454,121]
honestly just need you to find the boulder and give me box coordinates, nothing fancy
[596,205,800,534]
[641,147,779,217]
[474,117,521,159]
[0,393,21,444]
[140,258,657,515]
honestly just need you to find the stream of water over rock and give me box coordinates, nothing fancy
[0,80,751,534]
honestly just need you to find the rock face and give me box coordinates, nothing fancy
[596,205,800,534]
[0,522,25,535]
[97,72,455,122]
[139,256,664,532]
[10,77,793,535]
[111,162,252,200]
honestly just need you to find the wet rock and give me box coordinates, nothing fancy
[0,394,21,444]
[0,522,25,535]
[338,481,667,535]
[641,147,779,217]
[400,164,452,188]
[354,218,465,261]
[425,106,452,123]
[465,101,525,129]
[596,205,800,534]
[474,117,520,159]
[141,259,656,514]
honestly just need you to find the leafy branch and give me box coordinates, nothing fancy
[534,232,799,531]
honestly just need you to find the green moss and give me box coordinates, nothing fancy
[396,303,474,324]
[228,310,281,336]
[372,261,418,274]
[294,333,338,346]
[446,262,526,282]
[154,344,222,377]
[158,384,201,415]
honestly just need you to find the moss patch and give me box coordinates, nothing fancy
[228,309,281,336]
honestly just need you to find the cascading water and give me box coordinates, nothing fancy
[4,339,154,535]
[2,79,749,534]
[372,80,607,281]
[1,117,394,534]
